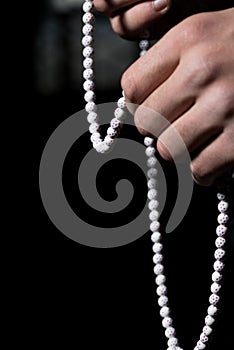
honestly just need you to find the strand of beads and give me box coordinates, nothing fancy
[82,0,127,153]
[145,135,230,350]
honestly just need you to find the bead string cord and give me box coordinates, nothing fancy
[82,1,230,349]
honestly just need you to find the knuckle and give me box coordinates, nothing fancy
[93,0,110,13]
[110,17,131,39]
[191,163,213,186]
[121,70,139,103]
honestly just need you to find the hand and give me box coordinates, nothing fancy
[121,8,234,185]
[93,0,232,39]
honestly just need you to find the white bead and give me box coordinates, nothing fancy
[82,23,93,35]
[83,79,95,91]
[85,102,97,113]
[82,12,94,24]
[95,142,110,154]
[162,316,173,328]
[144,137,154,146]
[205,315,215,326]
[160,306,170,317]
[218,200,229,213]
[145,146,155,157]
[82,1,93,12]
[217,193,225,200]
[147,168,158,178]
[89,122,99,134]
[83,57,93,69]
[207,305,218,316]
[150,221,160,232]
[158,295,168,307]
[92,139,102,148]
[217,213,229,224]
[114,107,125,120]
[84,90,95,102]
[200,332,209,343]
[147,178,157,189]
[110,118,121,129]
[167,337,178,346]
[212,271,222,282]
[139,39,150,50]
[104,135,115,146]
[87,112,98,124]
[149,209,159,221]
[156,274,166,285]
[107,127,118,137]
[196,340,206,349]
[90,132,101,143]
[140,49,147,56]
[82,35,93,47]
[153,252,163,263]
[117,97,126,108]
[157,284,167,297]
[83,68,94,80]
[148,189,157,200]
[148,199,159,210]
[151,232,161,243]
[203,325,212,336]
[165,326,176,338]
[211,282,221,294]
[154,263,164,275]
[209,293,220,305]
[216,224,227,236]
[214,248,225,260]
[147,156,157,167]
[213,260,224,272]
[83,46,93,58]
[152,241,162,253]
[215,237,226,248]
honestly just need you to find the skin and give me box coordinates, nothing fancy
[94,1,234,185]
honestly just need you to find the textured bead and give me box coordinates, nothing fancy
[217,193,225,200]
[104,135,115,146]
[83,1,93,12]
[85,102,97,113]
[217,213,229,224]
[207,305,218,316]
[167,337,178,346]
[87,112,98,124]
[157,284,167,297]
[82,12,94,24]
[94,142,110,153]
[162,316,173,328]
[196,340,206,349]
[144,137,154,146]
[212,271,222,282]
[158,295,168,307]
[114,107,125,120]
[110,118,121,129]
[83,68,94,80]
[147,168,158,178]
[139,39,150,50]
[147,178,157,189]
[82,35,93,47]
[83,57,93,69]
[83,46,93,58]
[117,97,126,108]
[107,127,118,137]
[149,209,159,221]
[156,274,166,285]
[147,156,157,167]
[145,146,155,157]
[148,199,159,210]
[211,282,221,294]
[152,241,162,253]
[209,293,220,305]
[215,237,225,248]
[84,90,95,102]
[154,263,164,275]
[160,306,170,317]
[200,333,208,343]
[82,23,93,35]
[203,325,212,336]
[213,260,224,272]
[83,79,95,91]
[165,326,176,338]
[89,122,99,134]
[216,224,227,236]
[214,248,225,260]
[205,315,215,326]
[153,252,163,264]
[150,221,160,232]
[148,189,157,200]
[218,200,229,213]
[140,49,147,56]
[90,132,101,143]
[151,232,161,243]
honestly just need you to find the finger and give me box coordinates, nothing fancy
[110,0,171,38]
[94,0,140,15]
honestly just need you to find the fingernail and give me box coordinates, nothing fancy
[152,0,169,12]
